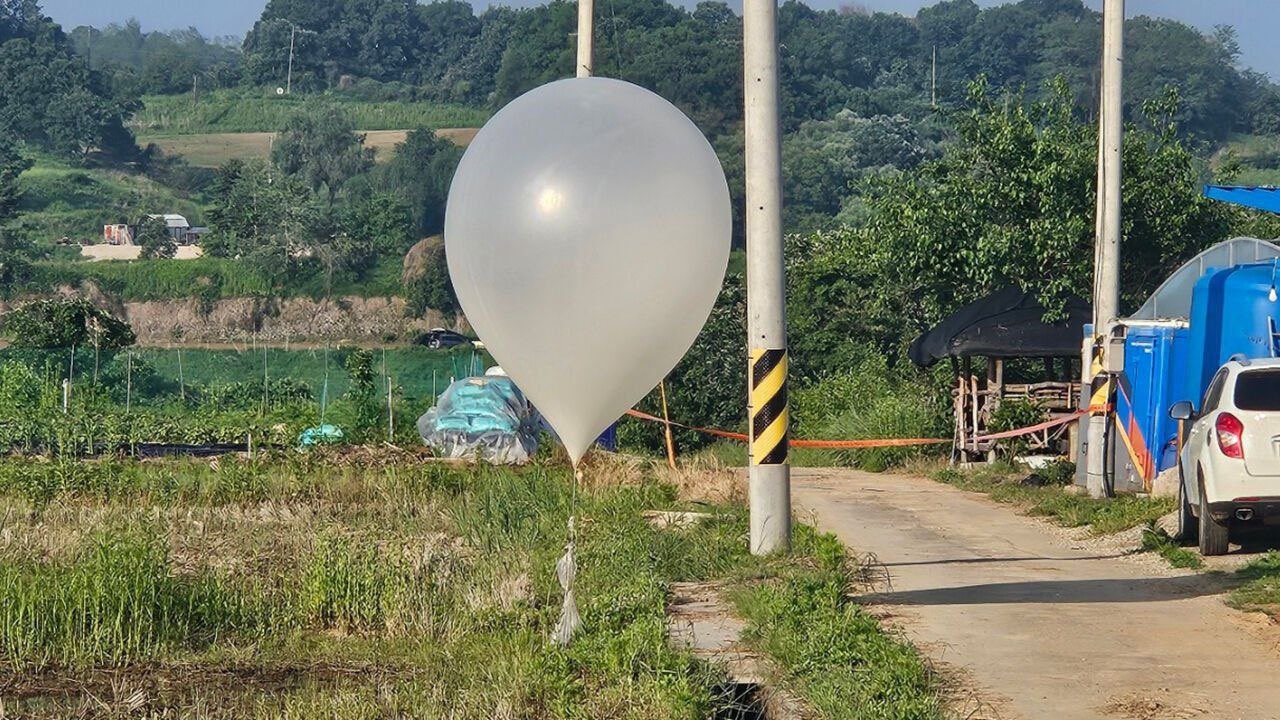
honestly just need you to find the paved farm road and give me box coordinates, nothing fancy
[792,468,1280,720]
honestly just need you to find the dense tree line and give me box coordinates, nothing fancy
[226,0,1280,238]
[234,0,1278,144]
[0,1,138,161]
[67,21,242,96]
[204,107,456,295]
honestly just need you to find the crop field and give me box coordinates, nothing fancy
[0,451,941,719]
[132,345,488,404]
[138,128,479,168]
[131,91,488,135]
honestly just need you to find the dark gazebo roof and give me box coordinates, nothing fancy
[908,287,1090,368]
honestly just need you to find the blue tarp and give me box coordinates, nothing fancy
[417,375,541,463]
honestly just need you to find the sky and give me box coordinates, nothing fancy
[38,0,1280,78]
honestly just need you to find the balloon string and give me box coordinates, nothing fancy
[552,464,583,645]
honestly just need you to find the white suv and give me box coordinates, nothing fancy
[1171,357,1280,555]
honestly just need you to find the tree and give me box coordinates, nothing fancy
[1,298,135,349]
[205,159,317,281]
[272,106,373,204]
[856,78,1233,337]
[343,347,380,436]
[0,134,30,222]
[0,6,137,161]
[401,236,456,317]
[136,215,177,259]
[782,111,934,230]
[372,129,462,237]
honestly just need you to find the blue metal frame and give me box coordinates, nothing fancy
[1204,185,1280,214]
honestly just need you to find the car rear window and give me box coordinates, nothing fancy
[1234,369,1280,411]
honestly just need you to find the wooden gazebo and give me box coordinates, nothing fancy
[909,287,1089,463]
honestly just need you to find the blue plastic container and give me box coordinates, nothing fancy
[1183,261,1280,407]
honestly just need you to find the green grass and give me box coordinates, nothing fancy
[1229,551,1280,615]
[1220,133,1280,187]
[11,161,206,245]
[0,453,943,718]
[690,440,847,467]
[27,253,406,301]
[732,528,942,720]
[1140,524,1204,569]
[0,528,279,667]
[132,90,488,135]
[932,463,1176,535]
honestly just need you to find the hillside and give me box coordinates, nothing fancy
[13,156,206,248]
[129,90,487,135]
[138,128,479,168]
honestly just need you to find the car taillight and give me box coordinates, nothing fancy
[1216,412,1245,459]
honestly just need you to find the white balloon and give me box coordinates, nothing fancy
[445,77,731,464]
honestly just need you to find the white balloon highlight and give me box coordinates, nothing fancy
[445,77,731,463]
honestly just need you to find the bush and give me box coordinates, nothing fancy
[1,298,135,349]
[1026,459,1076,486]
[136,214,177,259]
[988,398,1048,459]
[792,353,950,471]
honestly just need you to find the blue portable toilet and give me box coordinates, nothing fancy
[1183,261,1280,406]
[1114,323,1190,488]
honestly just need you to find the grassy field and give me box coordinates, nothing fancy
[29,254,405,301]
[13,160,206,246]
[1218,133,1280,187]
[131,90,487,135]
[138,128,479,168]
[0,451,942,719]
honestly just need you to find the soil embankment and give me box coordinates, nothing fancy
[2,294,466,346]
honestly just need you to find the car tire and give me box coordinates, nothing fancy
[1176,466,1197,545]
[1198,474,1229,557]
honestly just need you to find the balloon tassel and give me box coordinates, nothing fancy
[551,470,583,646]
[550,526,581,646]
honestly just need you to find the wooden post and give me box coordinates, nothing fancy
[659,381,677,470]
[954,371,966,464]
[987,358,1003,462]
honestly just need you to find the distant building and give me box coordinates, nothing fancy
[101,214,210,246]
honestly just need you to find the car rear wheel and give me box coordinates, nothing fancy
[1176,466,1197,544]
[1198,474,1229,556]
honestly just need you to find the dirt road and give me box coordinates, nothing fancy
[792,468,1280,720]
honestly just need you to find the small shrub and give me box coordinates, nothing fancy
[988,398,1047,459]
[1026,460,1075,486]
[1140,523,1203,569]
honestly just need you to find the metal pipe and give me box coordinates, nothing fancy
[744,0,790,555]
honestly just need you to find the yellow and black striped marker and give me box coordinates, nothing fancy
[1089,338,1110,412]
[749,348,788,465]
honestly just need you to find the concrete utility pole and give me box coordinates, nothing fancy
[286,24,296,94]
[1085,0,1125,498]
[743,0,791,555]
[577,0,594,78]
[931,44,938,109]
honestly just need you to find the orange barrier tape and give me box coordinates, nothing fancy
[623,404,1110,450]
